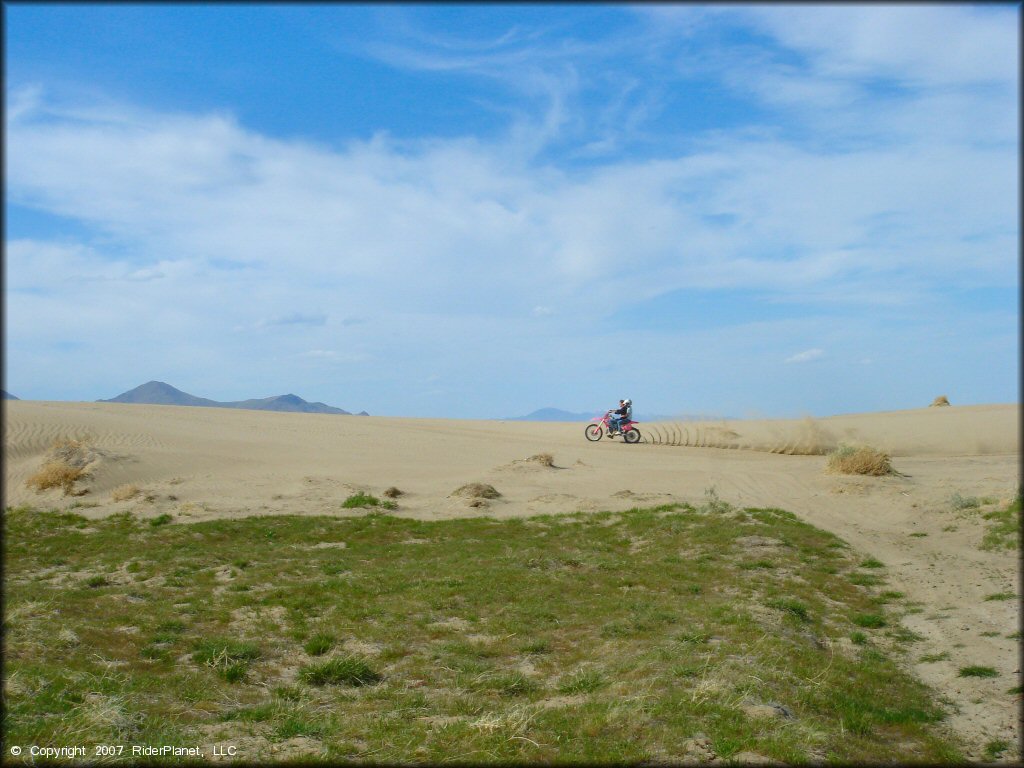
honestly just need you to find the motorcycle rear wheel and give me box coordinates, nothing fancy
[624,429,641,444]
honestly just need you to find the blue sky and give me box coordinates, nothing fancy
[4,4,1019,418]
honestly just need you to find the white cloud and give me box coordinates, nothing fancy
[785,349,824,364]
[5,3,1018,416]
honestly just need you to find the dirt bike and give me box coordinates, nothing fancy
[585,411,641,444]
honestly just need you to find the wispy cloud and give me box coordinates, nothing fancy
[5,5,1017,415]
[785,348,824,364]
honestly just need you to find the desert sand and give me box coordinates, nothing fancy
[3,400,1020,759]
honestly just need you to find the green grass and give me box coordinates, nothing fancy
[957,666,998,679]
[3,502,964,763]
[341,492,397,510]
[983,592,1016,602]
[980,492,1020,551]
[303,632,336,656]
[983,739,1011,760]
[298,656,381,687]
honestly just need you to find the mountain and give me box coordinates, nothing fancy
[3,390,19,400]
[99,381,356,415]
[228,393,350,415]
[504,408,599,422]
[101,381,221,407]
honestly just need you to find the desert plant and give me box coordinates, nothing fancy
[451,483,501,499]
[26,462,88,496]
[111,484,140,502]
[949,492,980,511]
[25,438,102,496]
[528,453,556,467]
[826,445,893,476]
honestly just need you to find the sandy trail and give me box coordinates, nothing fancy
[3,400,1019,760]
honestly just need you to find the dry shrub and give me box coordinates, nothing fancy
[26,462,88,495]
[826,445,894,476]
[25,437,101,496]
[528,453,555,467]
[451,483,501,499]
[929,395,951,407]
[111,484,140,502]
[382,486,404,499]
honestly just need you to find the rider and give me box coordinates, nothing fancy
[608,398,632,435]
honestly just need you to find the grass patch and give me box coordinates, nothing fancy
[919,652,950,663]
[303,632,336,656]
[980,492,1020,551]
[557,669,606,694]
[149,513,173,527]
[852,614,887,629]
[826,445,893,476]
[298,656,381,687]
[983,739,1010,761]
[958,666,998,678]
[983,592,1015,602]
[342,492,397,510]
[3,502,962,763]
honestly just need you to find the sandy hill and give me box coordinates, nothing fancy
[2,400,1019,758]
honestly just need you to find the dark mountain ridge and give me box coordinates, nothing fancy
[99,381,359,415]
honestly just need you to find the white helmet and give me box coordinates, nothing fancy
[624,398,632,406]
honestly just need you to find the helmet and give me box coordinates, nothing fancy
[624,398,632,406]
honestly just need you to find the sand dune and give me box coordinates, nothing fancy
[2,400,1020,758]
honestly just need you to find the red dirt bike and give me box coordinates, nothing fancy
[585,411,641,444]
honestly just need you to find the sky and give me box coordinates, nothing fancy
[4,3,1019,419]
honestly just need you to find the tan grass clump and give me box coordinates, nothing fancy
[382,486,404,499]
[26,437,101,496]
[451,483,501,499]
[111,484,140,502]
[929,395,951,407]
[26,462,89,496]
[826,445,894,476]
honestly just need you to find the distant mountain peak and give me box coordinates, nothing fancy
[504,407,598,422]
[99,382,360,415]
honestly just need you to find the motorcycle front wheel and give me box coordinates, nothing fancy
[584,424,603,441]
[624,429,641,444]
